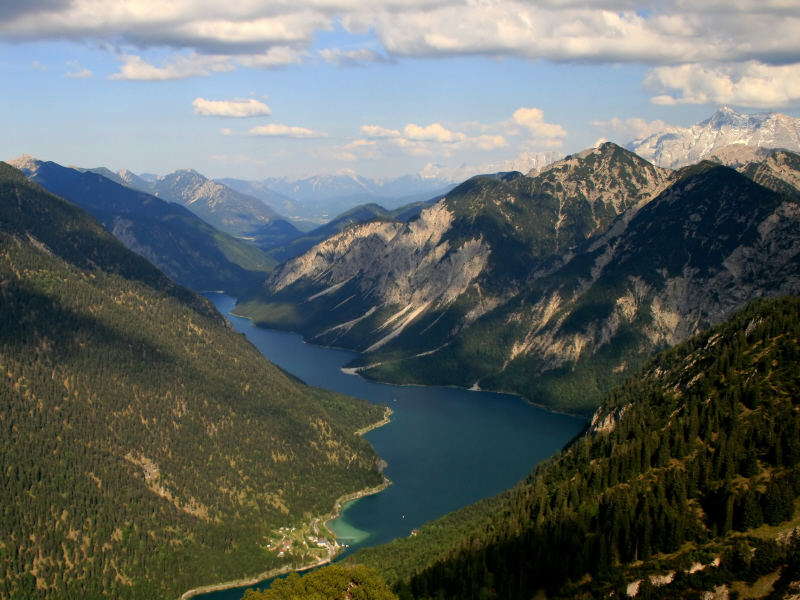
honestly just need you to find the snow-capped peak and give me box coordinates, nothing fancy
[628,108,800,169]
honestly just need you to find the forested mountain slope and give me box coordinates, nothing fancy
[0,162,385,599]
[349,296,800,599]
[11,156,276,295]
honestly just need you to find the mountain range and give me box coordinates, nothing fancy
[4,105,800,599]
[629,106,800,168]
[237,142,800,415]
[9,155,276,295]
[221,170,455,224]
[90,166,304,248]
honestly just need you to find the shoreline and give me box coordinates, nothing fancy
[178,408,393,600]
[228,303,588,420]
[354,405,393,436]
[321,475,392,540]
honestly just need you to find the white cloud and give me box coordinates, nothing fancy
[353,109,562,160]
[248,124,328,138]
[354,120,509,157]
[236,47,306,69]
[65,60,92,78]
[511,107,567,139]
[192,97,272,117]
[472,134,508,150]
[4,1,800,70]
[403,122,465,143]
[110,53,235,80]
[360,124,401,138]
[644,61,800,108]
[319,48,388,66]
[591,116,679,143]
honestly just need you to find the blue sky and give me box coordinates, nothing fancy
[2,1,799,180]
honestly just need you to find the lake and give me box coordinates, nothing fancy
[198,293,586,599]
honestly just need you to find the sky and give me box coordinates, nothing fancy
[1,0,800,181]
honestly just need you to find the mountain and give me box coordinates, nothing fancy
[10,156,276,295]
[237,143,670,411]
[237,144,800,415]
[266,198,438,263]
[0,161,385,599]
[95,166,303,249]
[223,171,455,224]
[347,295,800,599]
[630,106,800,168]
[739,148,800,200]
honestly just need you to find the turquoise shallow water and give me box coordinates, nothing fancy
[196,293,586,599]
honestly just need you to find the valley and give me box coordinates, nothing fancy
[2,105,800,600]
[238,141,800,415]
[192,293,584,599]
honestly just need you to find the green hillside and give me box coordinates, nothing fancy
[348,296,800,598]
[0,162,385,598]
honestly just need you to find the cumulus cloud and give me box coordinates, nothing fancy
[110,53,235,80]
[353,108,565,160]
[360,125,402,138]
[361,2,800,67]
[356,120,508,156]
[6,0,799,117]
[3,1,799,70]
[511,108,567,139]
[645,61,800,108]
[591,116,679,143]
[319,48,389,66]
[248,124,328,138]
[403,122,466,143]
[192,97,272,117]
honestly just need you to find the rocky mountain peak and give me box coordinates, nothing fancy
[702,105,755,128]
[7,154,41,175]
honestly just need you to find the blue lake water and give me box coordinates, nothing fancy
[198,293,586,599]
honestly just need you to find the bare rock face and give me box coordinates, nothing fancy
[245,143,669,359]
[263,201,492,350]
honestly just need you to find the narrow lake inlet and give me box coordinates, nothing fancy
[197,293,586,599]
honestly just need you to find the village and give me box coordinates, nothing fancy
[263,521,338,565]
